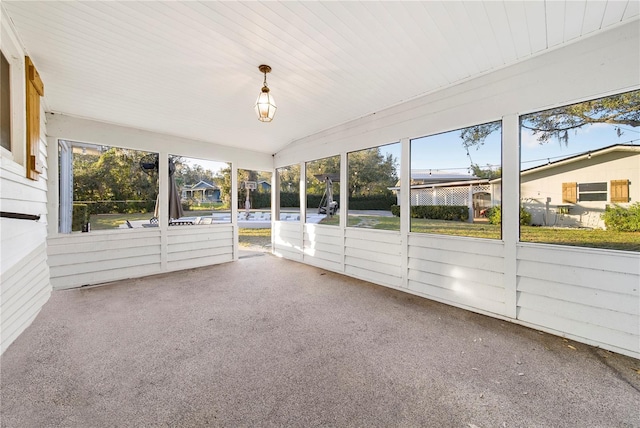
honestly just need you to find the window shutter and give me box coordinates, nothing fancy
[25,56,44,181]
[562,182,577,203]
[610,180,629,203]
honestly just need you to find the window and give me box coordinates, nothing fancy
[172,155,231,224]
[306,155,340,225]
[1,51,10,152]
[347,143,400,230]
[238,168,272,222]
[578,182,607,202]
[410,121,502,239]
[59,141,159,232]
[520,90,640,252]
[277,164,300,221]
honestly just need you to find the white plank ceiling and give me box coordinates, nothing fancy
[3,1,639,155]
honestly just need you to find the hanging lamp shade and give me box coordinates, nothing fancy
[255,65,276,122]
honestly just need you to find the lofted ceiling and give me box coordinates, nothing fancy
[3,1,639,155]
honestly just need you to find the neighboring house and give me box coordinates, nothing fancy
[182,180,221,203]
[517,144,638,229]
[257,180,271,192]
[391,172,497,220]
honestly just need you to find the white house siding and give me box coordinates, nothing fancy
[273,221,303,261]
[303,224,343,272]
[517,244,639,358]
[0,60,51,353]
[47,230,162,290]
[521,152,639,228]
[407,234,506,317]
[44,115,272,290]
[344,229,403,289]
[274,22,640,358]
[167,225,233,271]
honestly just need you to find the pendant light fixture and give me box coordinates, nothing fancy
[254,64,277,122]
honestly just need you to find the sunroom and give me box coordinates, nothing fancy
[1,0,638,364]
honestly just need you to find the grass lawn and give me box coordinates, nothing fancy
[89,212,155,230]
[321,215,639,252]
[238,228,271,248]
[90,212,639,252]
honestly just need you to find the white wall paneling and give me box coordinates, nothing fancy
[303,224,343,271]
[273,22,640,358]
[344,228,403,289]
[273,221,304,261]
[167,226,234,271]
[48,230,162,290]
[0,16,51,354]
[517,244,639,358]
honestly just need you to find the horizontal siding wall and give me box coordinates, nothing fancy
[167,225,234,271]
[0,242,50,354]
[344,228,403,288]
[0,93,51,354]
[48,230,162,289]
[517,244,640,358]
[274,221,303,261]
[272,23,639,358]
[408,234,506,317]
[303,224,343,271]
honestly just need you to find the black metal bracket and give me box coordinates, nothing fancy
[0,211,41,221]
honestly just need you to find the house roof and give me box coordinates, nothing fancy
[519,143,640,176]
[389,179,490,192]
[184,181,219,190]
[4,1,637,155]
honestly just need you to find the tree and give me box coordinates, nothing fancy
[461,90,640,149]
[470,163,501,180]
[348,148,398,197]
[73,147,158,213]
[306,155,340,196]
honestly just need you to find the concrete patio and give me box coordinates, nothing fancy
[1,249,639,427]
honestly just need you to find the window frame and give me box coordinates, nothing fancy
[0,14,26,171]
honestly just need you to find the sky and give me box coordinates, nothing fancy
[169,121,640,177]
[409,122,640,173]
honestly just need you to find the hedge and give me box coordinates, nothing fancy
[79,200,156,215]
[391,204,469,221]
[72,204,89,231]
[281,193,395,211]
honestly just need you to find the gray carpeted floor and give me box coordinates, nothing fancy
[2,251,639,427]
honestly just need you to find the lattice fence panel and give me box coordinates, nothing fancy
[411,185,491,206]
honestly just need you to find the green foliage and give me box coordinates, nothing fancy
[349,195,397,210]
[348,147,399,197]
[279,192,300,208]
[486,205,531,226]
[602,203,640,232]
[392,204,469,221]
[307,193,340,210]
[73,147,158,215]
[470,163,502,180]
[173,158,220,189]
[72,204,89,231]
[463,90,640,150]
[411,205,469,221]
[306,155,340,197]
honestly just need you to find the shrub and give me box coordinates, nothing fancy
[348,195,397,210]
[486,205,531,226]
[392,205,469,221]
[72,204,89,231]
[414,205,469,221]
[602,203,640,232]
